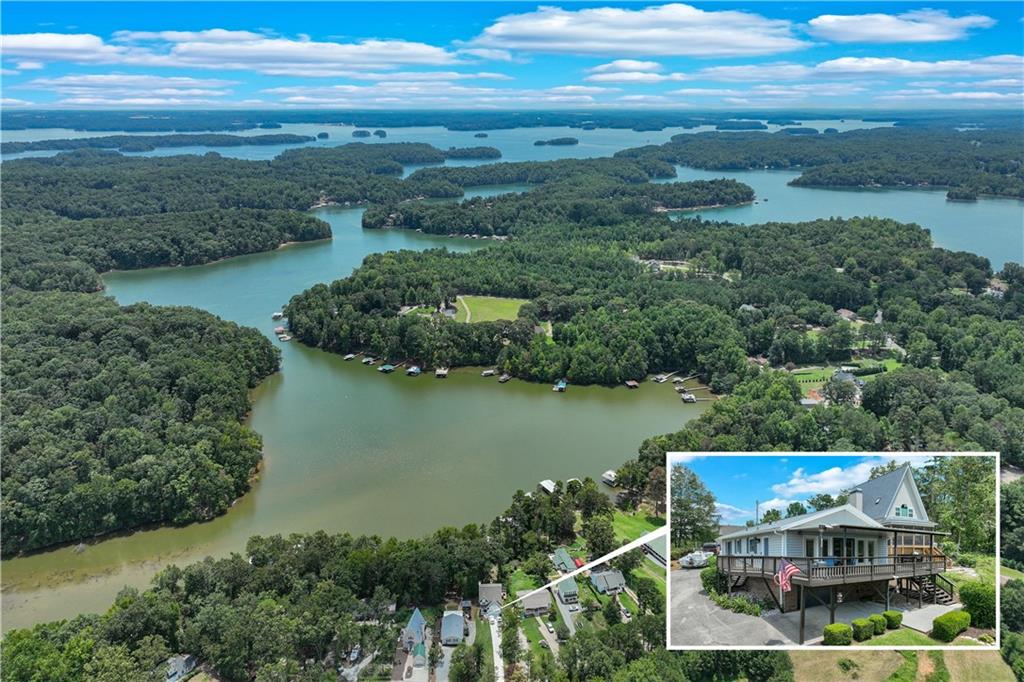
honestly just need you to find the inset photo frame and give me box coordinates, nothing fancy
[665,452,1000,650]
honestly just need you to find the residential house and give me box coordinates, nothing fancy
[556,578,579,604]
[164,654,197,682]
[517,590,551,617]
[402,608,427,652]
[553,547,575,573]
[478,582,504,614]
[836,308,858,322]
[590,568,626,595]
[441,611,465,646]
[716,462,950,643]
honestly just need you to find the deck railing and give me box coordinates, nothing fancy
[719,554,948,585]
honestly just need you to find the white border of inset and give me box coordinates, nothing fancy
[664,451,1001,651]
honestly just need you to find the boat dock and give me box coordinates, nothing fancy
[653,370,679,383]
[553,379,567,392]
[435,367,449,378]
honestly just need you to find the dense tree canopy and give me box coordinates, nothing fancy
[1,292,280,553]
[1,133,315,155]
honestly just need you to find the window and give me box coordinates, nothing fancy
[747,537,758,553]
[895,504,914,518]
[821,538,830,556]
[868,541,876,559]
[857,540,865,558]
[806,539,815,558]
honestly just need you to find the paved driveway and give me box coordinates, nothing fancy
[669,569,789,647]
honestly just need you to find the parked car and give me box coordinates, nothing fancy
[546,623,554,634]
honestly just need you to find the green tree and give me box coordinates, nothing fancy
[669,464,718,549]
[583,515,616,559]
[785,502,807,518]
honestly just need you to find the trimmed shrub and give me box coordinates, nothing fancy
[932,610,971,642]
[851,618,874,642]
[823,623,853,645]
[700,565,727,595]
[958,580,995,629]
[882,610,903,629]
[868,613,887,635]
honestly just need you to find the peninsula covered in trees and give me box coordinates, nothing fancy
[1,292,280,554]
[0,133,315,155]
[618,127,1024,198]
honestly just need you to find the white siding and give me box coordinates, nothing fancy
[891,477,928,521]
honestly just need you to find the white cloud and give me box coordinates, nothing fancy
[877,89,1023,102]
[16,60,44,70]
[546,85,616,94]
[471,3,809,57]
[588,59,664,74]
[771,456,930,498]
[260,82,600,108]
[808,9,996,44]
[1,67,20,76]
[691,62,813,82]
[0,33,133,63]
[0,31,464,74]
[716,502,752,522]
[0,97,34,107]
[455,47,514,62]
[670,454,705,464]
[20,74,236,99]
[587,71,686,83]
[815,55,1023,78]
[112,29,266,43]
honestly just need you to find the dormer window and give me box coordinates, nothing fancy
[895,504,914,518]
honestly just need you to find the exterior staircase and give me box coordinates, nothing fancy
[906,576,955,605]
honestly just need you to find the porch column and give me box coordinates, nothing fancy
[799,585,806,645]
[829,586,836,625]
[885,582,890,611]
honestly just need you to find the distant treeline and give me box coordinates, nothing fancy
[1,133,315,155]
[618,127,1024,198]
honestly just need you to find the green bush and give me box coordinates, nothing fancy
[823,623,853,645]
[958,581,995,629]
[882,610,903,629]
[851,618,874,641]
[868,613,887,635]
[700,565,727,595]
[931,610,970,642]
[709,591,762,616]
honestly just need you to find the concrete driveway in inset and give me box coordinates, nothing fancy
[669,569,789,647]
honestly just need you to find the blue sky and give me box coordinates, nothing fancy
[670,453,934,524]
[1,2,1021,109]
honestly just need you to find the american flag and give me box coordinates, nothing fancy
[774,559,801,593]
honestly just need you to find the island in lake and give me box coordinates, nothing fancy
[352,129,371,138]
[534,136,579,146]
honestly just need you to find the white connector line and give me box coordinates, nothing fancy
[502,526,669,610]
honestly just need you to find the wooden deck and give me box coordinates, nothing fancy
[720,555,948,586]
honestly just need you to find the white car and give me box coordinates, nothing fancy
[546,623,554,634]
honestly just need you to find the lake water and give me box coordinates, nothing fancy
[658,168,1023,269]
[2,119,1020,631]
[0,203,701,631]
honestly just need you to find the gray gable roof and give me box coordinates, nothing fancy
[517,589,551,611]
[478,582,503,606]
[854,463,929,523]
[440,612,463,641]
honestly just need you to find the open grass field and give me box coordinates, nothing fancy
[944,650,1016,681]
[521,616,547,659]
[790,649,906,681]
[611,510,664,543]
[455,295,528,323]
[1002,563,1024,580]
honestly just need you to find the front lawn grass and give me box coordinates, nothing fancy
[632,563,667,598]
[475,616,494,673]
[456,295,528,323]
[521,616,546,659]
[1001,563,1024,580]
[944,650,1016,681]
[790,650,905,681]
[611,510,664,543]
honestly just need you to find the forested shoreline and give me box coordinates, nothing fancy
[617,127,1024,198]
[1,133,315,155]
[1,293,281,554]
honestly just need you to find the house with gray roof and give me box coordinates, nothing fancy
[715,461,952,644]
[552,547,575,572]
[402,608,427,652]
[163,654,197,682]
[478,582,504,609]
[556,577,579,604]
[517,589,551,617]
[440,611,465,646]
[590,568,626,595]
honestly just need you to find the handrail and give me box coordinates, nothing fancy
[719,554,947,583]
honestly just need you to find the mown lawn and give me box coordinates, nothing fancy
[632,562,667,598]
[508,569,538,595]
[611,510,664,543]
[944,650,1016,681]
[521,616,546,659]
[456,295,528,323]
[475,616,494,674]
[790,650,906,681]
[1002,563,1024,580]
[865,628,943,646]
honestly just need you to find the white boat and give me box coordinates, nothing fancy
[343,353,357,361]
[481,369,496,377]
[601,470,618,486]
[435,367,449,378]
[271,312,284,320]
[362,357,375,365]
[679,550,712,568]
[680,392,697,403]
[279,335,292,342]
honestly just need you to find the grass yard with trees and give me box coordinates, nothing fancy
[455,295,530,323]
